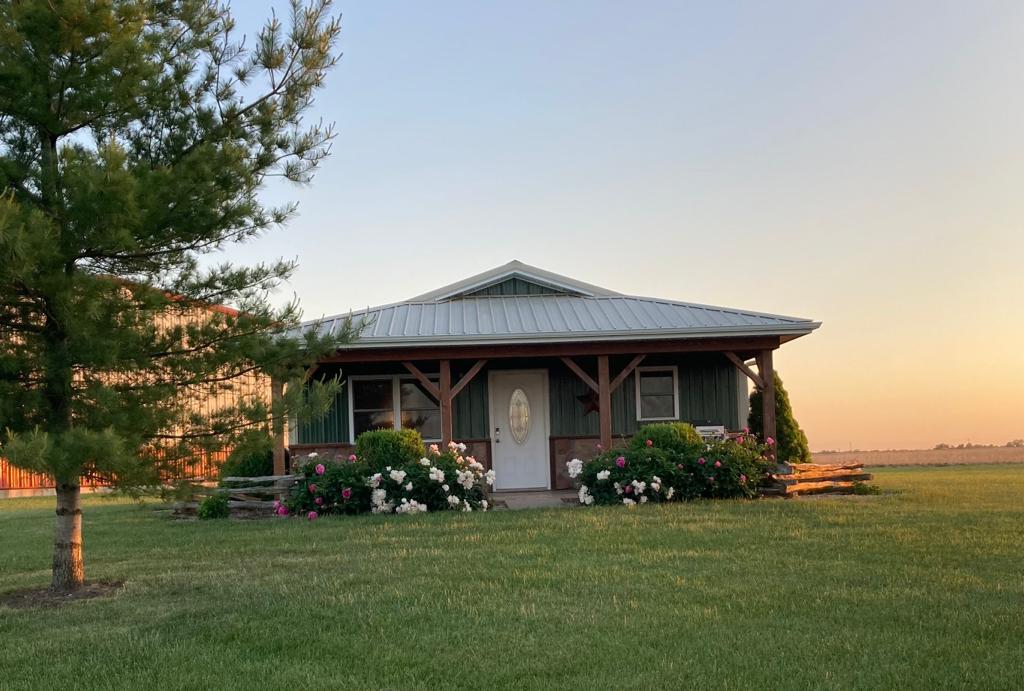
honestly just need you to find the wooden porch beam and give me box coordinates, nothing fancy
[609,354,646,393]
[270,377,286,475]
[560,356,599,393]
[597,355,612,451]
[724,351,764,389]
[756,349,777,447]
[439,359,453,444]
[451,359,487,399]
[401,361,441,400]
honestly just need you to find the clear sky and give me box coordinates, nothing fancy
[223,1,1024,451]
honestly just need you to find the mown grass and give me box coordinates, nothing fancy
[2,465,1023,690]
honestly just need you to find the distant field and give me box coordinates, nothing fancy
[815,446,1024,467]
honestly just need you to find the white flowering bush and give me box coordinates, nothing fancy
[569,429,772,507]
[285,436,493,519]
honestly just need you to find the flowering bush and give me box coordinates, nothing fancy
[573,448,682,506]
[570,431,770,506]
[284,440,494,517]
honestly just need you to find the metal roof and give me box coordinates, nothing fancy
[301,261,820,348]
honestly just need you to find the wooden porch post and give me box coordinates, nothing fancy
[757,349,777,445]
[271,377,286,475]
[439,359,453,445]
[597,355,612,451]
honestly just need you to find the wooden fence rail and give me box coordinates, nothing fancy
[761,462,873,496]
[172,474,298,519]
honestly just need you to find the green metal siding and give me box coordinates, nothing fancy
[549,355,740,437]
[453,374,489,439]
[677,358,740,429]
[549,366,634,436]
[464,277,564,296]
[297,383,349,444]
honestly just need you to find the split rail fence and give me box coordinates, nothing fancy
[762,462,873,496]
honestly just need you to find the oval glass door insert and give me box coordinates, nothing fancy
[508,388,530,444]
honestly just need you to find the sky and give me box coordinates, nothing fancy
[221,1,1024,451]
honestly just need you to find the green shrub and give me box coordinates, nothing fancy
[749,372,811,463]
[197,493,230,520]
[354,428,425,471]
[630,422,703,454]
[219,429,274,480]
[572,434,771,505]
[284,442,493,517]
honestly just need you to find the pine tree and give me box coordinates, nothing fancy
[748,372,811,463]
[0,0,346,591]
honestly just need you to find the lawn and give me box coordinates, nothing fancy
[2,466,1023,690]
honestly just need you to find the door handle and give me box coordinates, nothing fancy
[494,426,501,444]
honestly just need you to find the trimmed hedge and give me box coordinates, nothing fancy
[629,422,703,454]
[354,428,425,471]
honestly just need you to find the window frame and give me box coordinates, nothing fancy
[347,374,441,443]
[634,365,680,422]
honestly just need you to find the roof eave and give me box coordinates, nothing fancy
[331,322,821,351]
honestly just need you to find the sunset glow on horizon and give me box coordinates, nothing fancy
[222,1,1024,451]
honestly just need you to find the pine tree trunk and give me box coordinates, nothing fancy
[51,482,85,591]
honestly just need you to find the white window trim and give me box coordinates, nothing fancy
[635,365,680,421]
[348,374,441,443]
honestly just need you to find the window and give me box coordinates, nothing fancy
[349,376,440,441]
[399,380,441,441]
[635,366,679,421]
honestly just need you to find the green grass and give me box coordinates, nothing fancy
[2,465,1023,690]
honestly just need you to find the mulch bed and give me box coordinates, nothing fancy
[0,579,124,609]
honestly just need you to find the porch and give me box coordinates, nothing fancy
[278,337,782,491]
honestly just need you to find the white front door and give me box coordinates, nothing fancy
[488,369,550,491]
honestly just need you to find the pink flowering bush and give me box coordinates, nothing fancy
[285,435,493,517]
[674,436,768,499]
[572,432,770,506]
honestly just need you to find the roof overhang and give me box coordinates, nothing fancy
[316,332,808,364]
[325,321,819,352]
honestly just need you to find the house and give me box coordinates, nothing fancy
[285,261,819,491]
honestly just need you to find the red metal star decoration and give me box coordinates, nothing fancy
[576,391,600,415]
